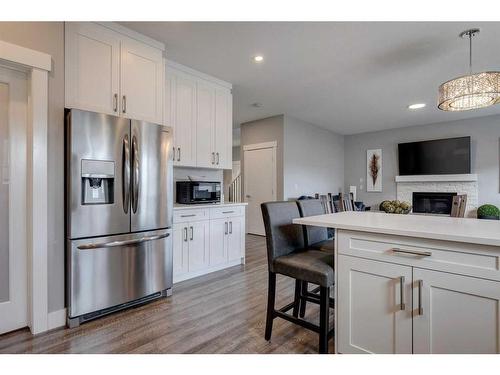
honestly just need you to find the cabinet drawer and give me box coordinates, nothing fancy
[173,208,210,223]
[210,206,244,219]
[337,230,500,281]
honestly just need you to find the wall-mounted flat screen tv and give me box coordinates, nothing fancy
[398,136,471,175]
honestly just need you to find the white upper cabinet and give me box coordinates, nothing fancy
[65,22,164,124]
[65,23,120,115]
[120,38,163,123]
[165,61,232,169]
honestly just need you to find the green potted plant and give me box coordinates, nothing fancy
[477,204,500,220]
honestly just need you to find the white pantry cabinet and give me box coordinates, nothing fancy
[336,229,500,354]
[165,61,232,169]
[65,22,164,123]
[173,204,246,283]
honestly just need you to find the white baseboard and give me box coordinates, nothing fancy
[47,308,66,330]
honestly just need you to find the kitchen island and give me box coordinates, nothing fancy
[293,211,500,354]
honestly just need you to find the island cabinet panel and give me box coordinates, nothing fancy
[337,255,413,354]
[413,268,500,354]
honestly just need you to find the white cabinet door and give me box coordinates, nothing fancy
[214,87,232,169]
[173,223,188,279]
[65,22,120,115]
[413,268,500,354]
[196,80,216,168]
[209,218,227,267]
[172,71,197,166]
[187,220,210,273]
[121,37,163,123]
[337,255,413,354]
[227,216,243,262]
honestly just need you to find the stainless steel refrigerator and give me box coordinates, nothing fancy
[65,109,173,327]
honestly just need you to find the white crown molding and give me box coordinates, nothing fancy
[97,22,165,51]
[395,174,478,183]
[166,59,232,89]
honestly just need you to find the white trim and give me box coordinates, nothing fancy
[242,140,277,151]
[166,59,232,89]
[97,22,165,51]
[0,39,51,335]
[173,259,243,284]
[395,174,478,183]
[0,40,51,72]
[48,308,67,330]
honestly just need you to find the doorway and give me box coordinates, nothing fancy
[0,65,28,334]
[243,141,277,235]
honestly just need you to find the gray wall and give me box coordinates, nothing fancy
[240,115,285,200]
[283,115,344,199]
[0,22,65,312]
[344,114,500,209]
[232,146,240,161]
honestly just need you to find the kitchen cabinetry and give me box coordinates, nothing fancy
[336,229,500,354]
[173,204,246,283]
[65,22,164,123]
[165,61,232,169]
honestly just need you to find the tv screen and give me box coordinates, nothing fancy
[398,136,471,175]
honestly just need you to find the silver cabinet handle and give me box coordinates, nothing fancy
[229,221,233,234]
[180,214,196,218]
[222,211,234,214]
[177,147,181,162]
[211,152,215,165]
[417,280,423,315]
[190,226,194,241]
[131,134,139,214]
[122,95,127,113]
[184,227,188,242]
[113,93,118,112]
[399,276,405,310]
[391,248,432,257]
[78,233,170,250]
[216,152,220,165]
[225,222,228,235]
[173,147,176,161]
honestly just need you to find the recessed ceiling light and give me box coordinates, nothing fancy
[253,55,264,63]
[408,103,426,110]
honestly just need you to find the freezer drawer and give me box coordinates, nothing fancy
[67,229,173,318]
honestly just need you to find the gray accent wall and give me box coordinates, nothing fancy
[283,115,344,200]
[344,114,500,209]
[0,22,65,313]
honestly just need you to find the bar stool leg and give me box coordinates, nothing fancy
[319,286,330,354]
[292,279,301,317]
[299,281,308,318]
[265,272,277,341]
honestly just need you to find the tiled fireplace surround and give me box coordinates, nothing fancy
[395,174,478,218]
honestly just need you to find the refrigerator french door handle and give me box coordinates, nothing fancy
[122,134,130,214]
[77,232,170,250]
[131,134,139,214]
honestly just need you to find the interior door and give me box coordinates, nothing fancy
[0,66,28,334]
[65,22,120,115]
[209,218,227,267]
[196,80,216,168]
[131,120,173,232]
[121,37,163,123]
[337,255,413,354]
[243,145,276,235]
[413,268,500,354]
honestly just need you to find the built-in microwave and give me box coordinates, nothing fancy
[176,181,221,204]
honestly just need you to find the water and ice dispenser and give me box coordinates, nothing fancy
[81,159,115,205]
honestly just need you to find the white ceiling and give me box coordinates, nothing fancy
[121,22,500,135]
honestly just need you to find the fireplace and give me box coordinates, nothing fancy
[412,192,457,215]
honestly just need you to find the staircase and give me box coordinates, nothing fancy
[229,174,242,203]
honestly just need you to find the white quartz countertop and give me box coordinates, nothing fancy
[293,211,500,247]
[174,202,247,210]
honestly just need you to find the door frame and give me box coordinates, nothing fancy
[242,141,277,235]
[0,40,51,334]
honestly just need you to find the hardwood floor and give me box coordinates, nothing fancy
[0,235,334,354]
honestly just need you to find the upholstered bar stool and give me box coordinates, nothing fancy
[261,201,334,353]
[296,199,335,318]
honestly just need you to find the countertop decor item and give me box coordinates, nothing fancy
[477,204,500,220]
[438,28,500,111]
[380,200,411,214]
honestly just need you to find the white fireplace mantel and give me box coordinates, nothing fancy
[395,174,478,183]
